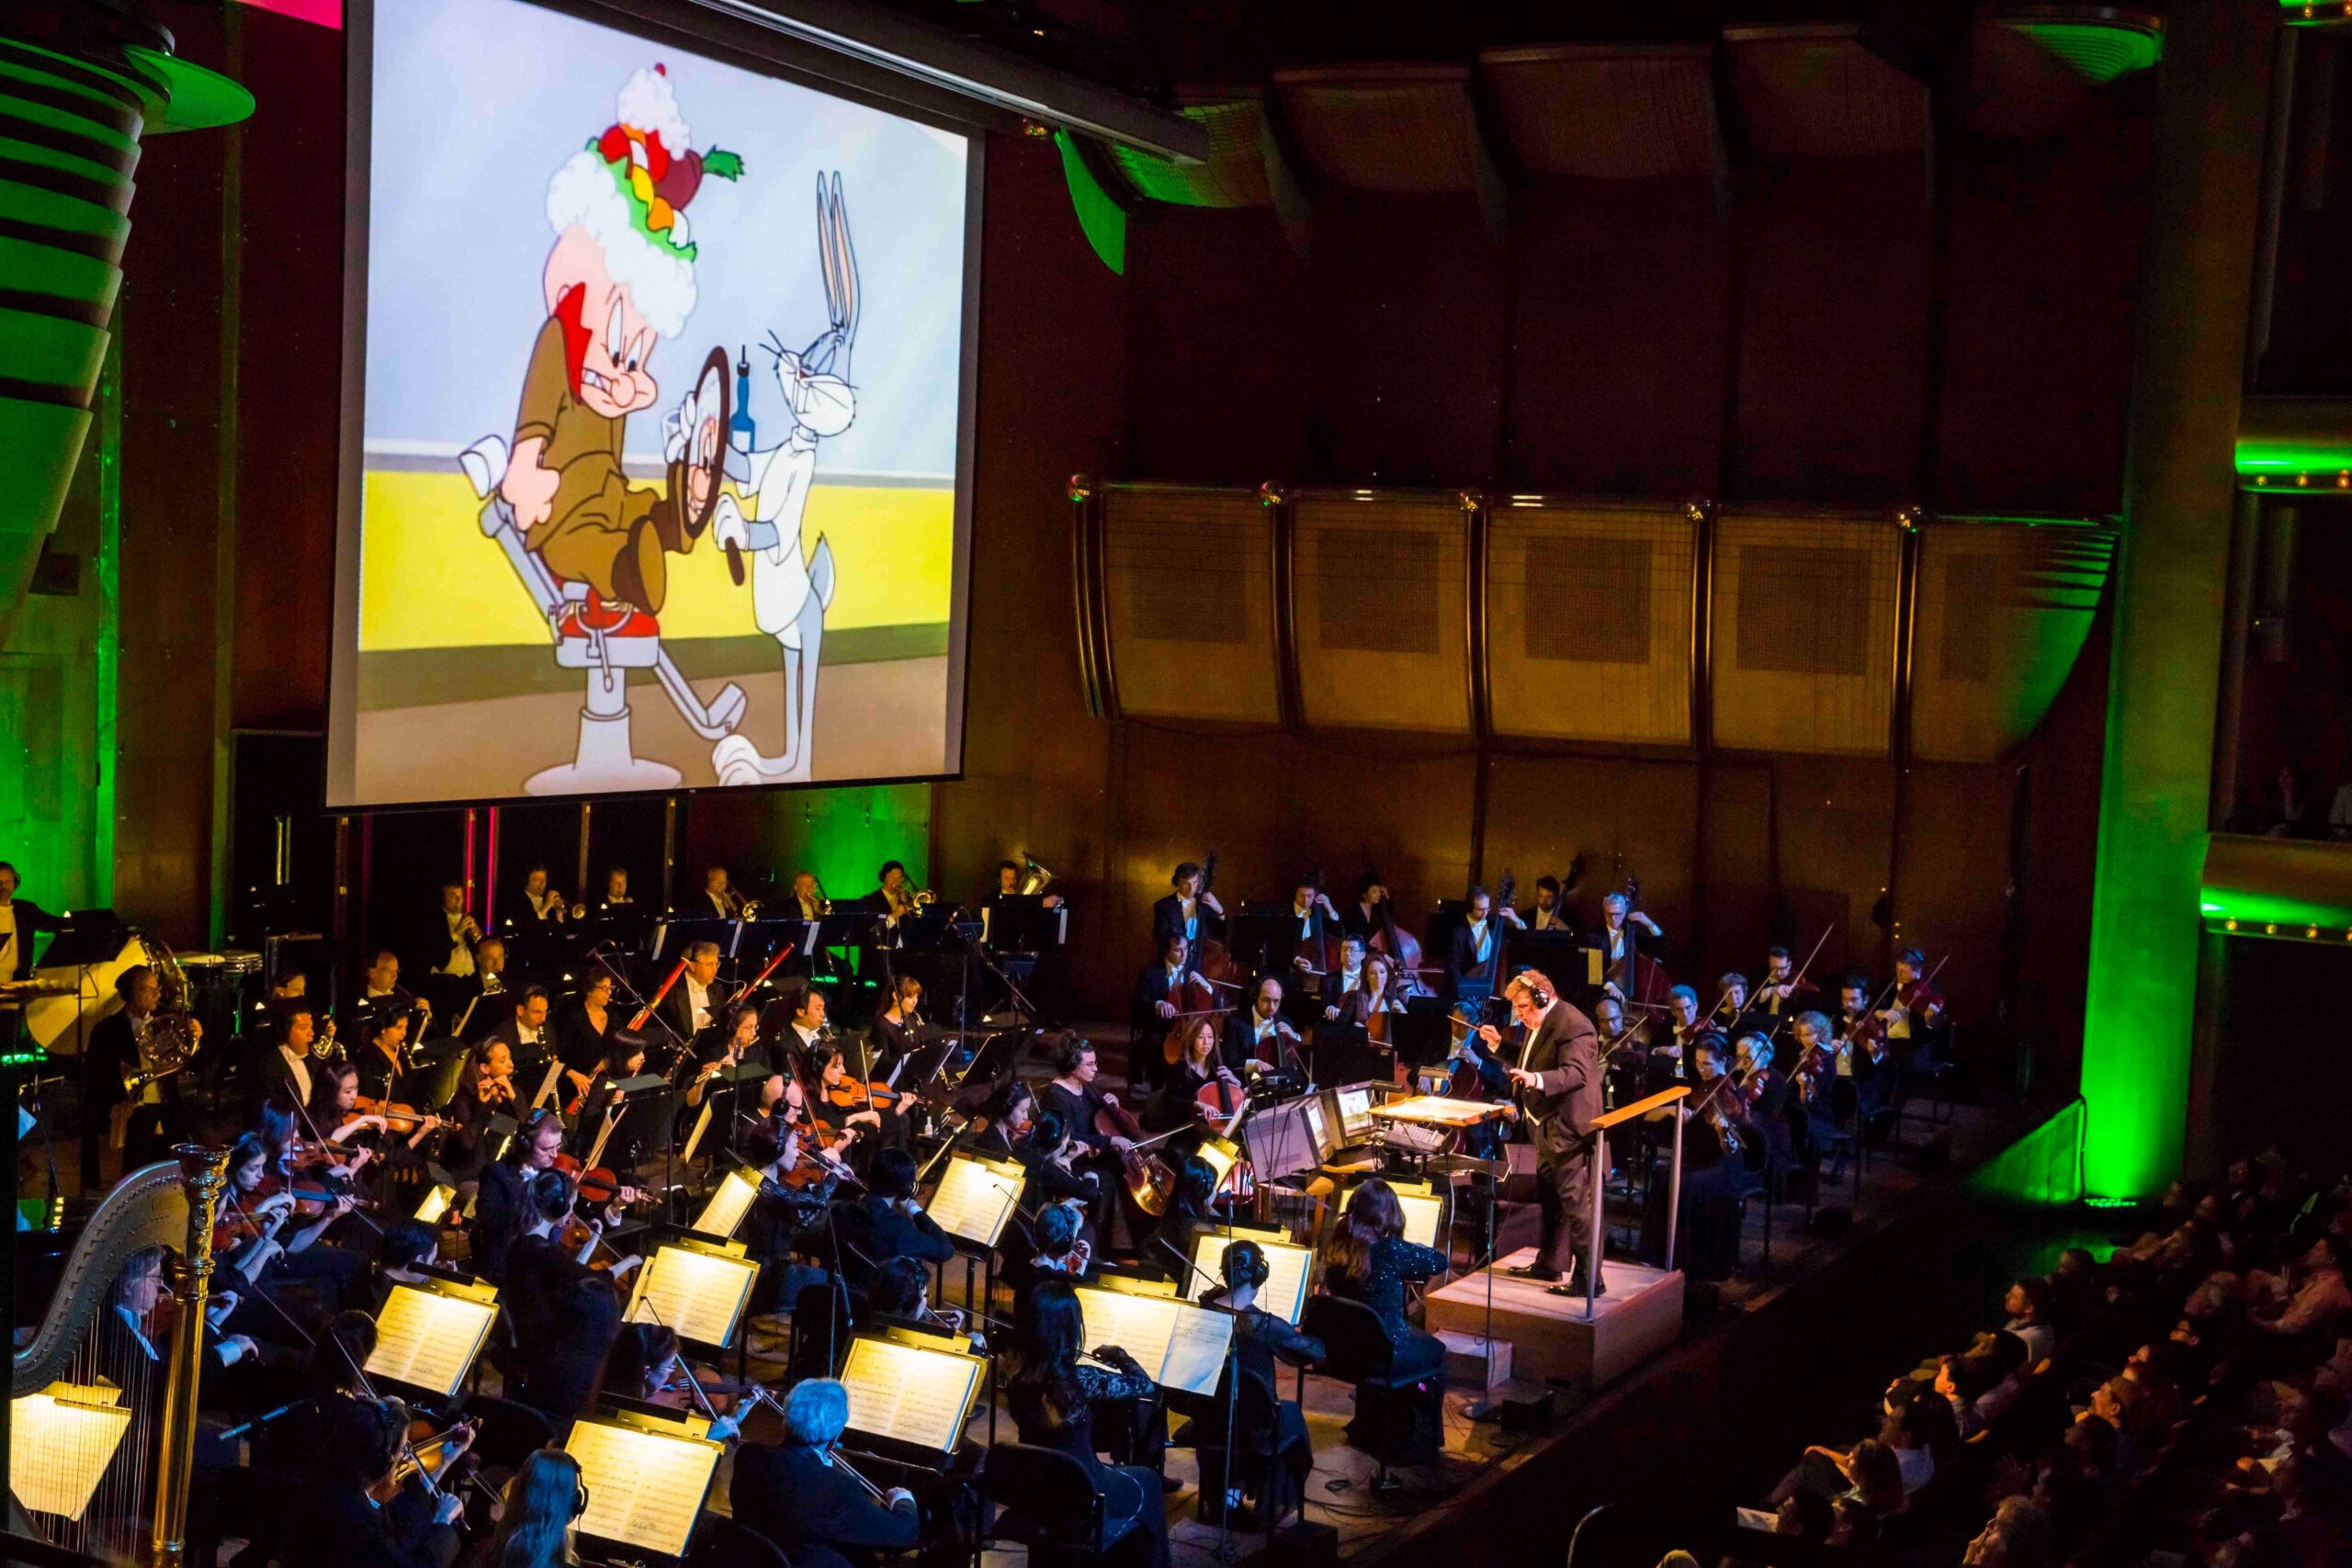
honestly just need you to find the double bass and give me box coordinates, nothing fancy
[1605,875,1671,1009]
[1359,861,1436,998]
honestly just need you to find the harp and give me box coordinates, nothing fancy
[10,1148,231,1567]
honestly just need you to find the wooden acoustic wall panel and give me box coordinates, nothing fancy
[1292,493,1472,733]
[1102,487,1280,722]
[1487,501,1696,744]
[1910,523,2115,762]
[1711,511,1900,755]
[1721,26,1929,159]
[1479,44,1721,181]
[1272,64,1484,193]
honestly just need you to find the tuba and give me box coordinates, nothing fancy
[122,937,198,1097]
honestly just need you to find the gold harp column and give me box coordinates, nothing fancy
[151,1145,231,1568]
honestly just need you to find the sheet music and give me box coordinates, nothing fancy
[1076,1287,1235,1396]
[1395,1190,1444,1251]
[924,1155,1021,1247]
[565,1418,720,1557]
[681,1100,714,1164]
[366,1286,497,1398]
[627,1247,757,1348]
[691,1171,758,1240]
[529,1059,562,1110]
[413,1185,454,1225]
[839,1337,982,1452]
[1375,1094,1501,1128]
[1183,1235,1312,1325]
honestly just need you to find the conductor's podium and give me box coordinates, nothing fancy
[1423,1084,1690,1390]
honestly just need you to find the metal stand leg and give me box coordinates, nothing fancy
[1585,1128,1605,1323]
[1664,1111,1686,1278]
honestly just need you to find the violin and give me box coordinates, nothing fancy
[1094,1095,1176,1216]
[824,1075,900,1114]
[551,1150,634,1210]
[379,1416,478,1499]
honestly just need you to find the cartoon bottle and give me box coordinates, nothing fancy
[730,344,756,456]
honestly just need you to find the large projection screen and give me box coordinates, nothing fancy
[329,0,978,807]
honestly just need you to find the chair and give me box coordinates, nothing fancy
[458,1393,557,1473]
[1173,1362,1295,1532]
[458,434,747,795]
[981,1442,1117,1568]
[1300,1294,1442,1488]
[786,1280,866,1383]
[685,1514,797,1568]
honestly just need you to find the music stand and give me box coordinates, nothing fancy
[978,897,1063,954]
[651,918,742,966]
[1306,1024,1393,1089]
[391,1052,468,1114]
[31,917,129,1064]
[1506,930,1603,995]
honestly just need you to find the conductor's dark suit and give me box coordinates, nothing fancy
[1508,994,1604,1284]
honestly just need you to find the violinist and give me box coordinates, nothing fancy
[1522,874,1575,934]
[806,1147,952,1293]
[477,1451,588,1568]
[471,1108,572,1281]
[1754,945,1821,1021]
[1153,1016,1239,1133]
[741,1122,842,1303]
[1129,934,1194,1090]
[351,1007,412,1105]
[277,1395,463,1568]
[1232,976,1301,1070]
[372,1220,443,1311]
[1446,886,1517,1001]
[1786,1010,1839,1154]
[504,1169,638,1387]
[1711,972,1751,1034]
[730,1379,921,1568]
[1666,1037,1762,1280]
[215,1130,369,1314]
[1879,947,1947,1066]
[1836,976,1896,1133]
[811,1044,899,1156]
[605,1323,744,1438]
[1002,1280,1172,1568]
[1152,861,1224,950]
[1663,985,1708,1079]
[313,1058,439,1165]
[1733,1032,1795,1168]
[1143,1156,1217,1286]
[868,974,924,1072]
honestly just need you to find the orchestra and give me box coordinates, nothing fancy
[5,846,1967,1568]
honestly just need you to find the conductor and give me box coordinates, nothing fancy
[1480,969,1605,1298]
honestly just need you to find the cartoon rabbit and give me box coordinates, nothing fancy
[684,172,857,784]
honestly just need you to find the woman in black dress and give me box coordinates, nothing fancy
[1319,1178,1448,1382]
[1002,1280,1170,1568]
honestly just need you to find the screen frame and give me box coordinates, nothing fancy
[329,0,984,812]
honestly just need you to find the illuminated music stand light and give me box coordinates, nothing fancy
[11,1381,132,1521]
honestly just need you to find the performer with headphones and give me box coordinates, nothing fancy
[1195,1238,1326,1519]
[1477,968,1607,1297]
[479,1449,590,1568]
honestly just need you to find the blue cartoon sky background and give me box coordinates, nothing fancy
[364,0,970,478]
